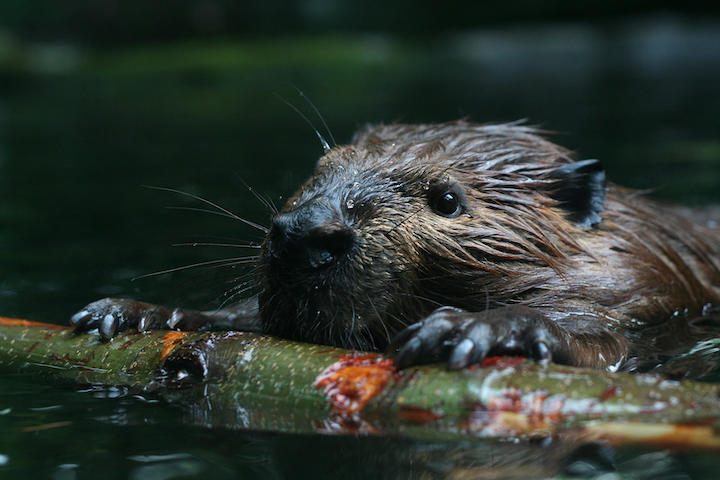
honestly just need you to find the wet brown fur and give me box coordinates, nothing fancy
[258,121,720,369]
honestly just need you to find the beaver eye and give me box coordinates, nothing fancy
[430,189,463,218]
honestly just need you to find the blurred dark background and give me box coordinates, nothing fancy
[0,1,719,321]
[1,1,717,43]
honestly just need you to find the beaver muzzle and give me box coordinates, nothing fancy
[267,200,355,270]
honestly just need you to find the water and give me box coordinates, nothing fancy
[1,16,720,479]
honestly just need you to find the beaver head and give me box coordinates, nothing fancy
[258,121,605,350]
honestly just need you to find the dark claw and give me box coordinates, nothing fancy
[391,309,462,368]
[389,321,423,349]
[70,310,91,328]
[395,337,423,369]
[448,338,474,370]
[415,318,454,345]
[392,306,563,370]
[71,298,180,338]
[137,315,150,332]
[465,323,491,359]
[99,314,117,339]
[166,309,183,329]
[532,340,552,362]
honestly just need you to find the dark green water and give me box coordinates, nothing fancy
[2,17,720,479]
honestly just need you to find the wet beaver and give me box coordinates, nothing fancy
[71,121,720,371]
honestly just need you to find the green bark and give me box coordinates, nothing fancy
[1,317,720,447]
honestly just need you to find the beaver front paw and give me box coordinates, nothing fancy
[391,306,565,370]
[70,298,211,340]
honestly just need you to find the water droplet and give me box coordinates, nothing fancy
[346,199,355,210]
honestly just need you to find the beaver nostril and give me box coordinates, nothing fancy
[305,224,355,268]
[267,213,294,258]
[309,224,355,256]
[267,206,354,268]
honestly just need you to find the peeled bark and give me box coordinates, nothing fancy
[1,316,720,448]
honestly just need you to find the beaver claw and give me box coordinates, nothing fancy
[70,298,209,340]
[391,306,563,370]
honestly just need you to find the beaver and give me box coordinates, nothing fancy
[70,121,720,371]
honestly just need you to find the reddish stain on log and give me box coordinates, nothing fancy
[159,331,191,360]
[466,373,634,436]
[468,389,557,435]
[466,356,526,370]
[0,317,69,330]
[398,406,442,424]
[314,353,395,414]
[600,386,619,401]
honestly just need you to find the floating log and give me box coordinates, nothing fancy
[1,317,719,448]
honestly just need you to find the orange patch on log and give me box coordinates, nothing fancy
[0,317,69,330]
[314,353,395,414]
[159,331,191,360]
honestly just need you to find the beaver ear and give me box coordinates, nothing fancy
[547,159,606,227]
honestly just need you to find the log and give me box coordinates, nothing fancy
[1,316,720,448]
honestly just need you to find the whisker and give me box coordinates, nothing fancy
[165,206,243,221]
[347,301,357,346]
[384,310,408,330]
[213,258,259,268]
[172,242,261,249]
[263,194,279,215]
[217,284,256,310]
[385,204,425,238]
[363,323,377,351]
[185,234,266,244]
[251,187,278,215]
[274,92,330,153]
[366,294,391,345]
[236,175,279,215]
[294,86,336,147]
[144,185,268,233]
[132,257,256,280]
[395,292,444,308]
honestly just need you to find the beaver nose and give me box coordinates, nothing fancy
[268,201,355,268]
